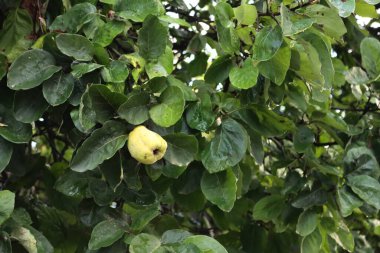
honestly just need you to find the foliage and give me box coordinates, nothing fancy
[0,0,380,252]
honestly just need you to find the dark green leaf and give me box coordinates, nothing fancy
[258,42,291,85]
[93,20,126,47]
[0,8,32,58]
[89,84,127,123]
[296,209,318,236]
[292,188,328,209]
[336,186,363,217]
[13,88,49,123]
[293,126,315,152]
[56,33,94,61]
[201,118,248,173]
[0,104,32,143]
[301,229,322,253]
[137,15,168,60]
[71,63,103,79]
[88,219,125,250]
[183,235,228,253]
[101,60,129,83]
[42,71,75,106]
[7,49,61,90]
[347,175,380,209]
[252,195,285,221]
[115,0,165,22]
[164,133,198,167]
[252,25,283,61]
[0,137,12,173]
[201,168,237,212]
[161,229,192,244]
[129,233,161,253]
[118,92,150,125]
[0,190,15,225]
[49,3,97,33]
[71,120,128,172]
[204,55,233,84]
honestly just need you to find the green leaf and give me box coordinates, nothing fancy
[183,235,228,253]
[201,118,248,173]
[56,33,94,61]
[293,126,315,152]
[201,169,237,212]
[71,63,103,79]
[329,0,355,17]
[290,40,324,92]
[234,4,257,25]
[89,84,127,123]
[297,5,347,40]
[145,46,174,78]
[336,186,363,217]
[167,76,197,101]
[54,171,88,198]
[300,32,334,90]
[88,219,125,250]
[0,104,32,143]
[204,55,233,84]
[229,58,258,89]
[123,203,160,231]
[137,15,168,61]
[281,5,314,36]
[360,37,380,79]
[292,188,328,209]
[301,229,322,253]
[0,190,15,225]
[42,72,75,106]
[164,133,198,167]
[78,88,97,132]
[149,86,185,127]
[215,2,234,28]
[161,229,192,244]
[0,8,32,58]
[12,226,53,253]
[185,90,215,131]
[235,105,295,137]
[330,223,355,252]
[101,60,129,83]
[7,49,61,90]
[13,88,49,123]
[258,42,291,85]
[187,53,208,77]
[71,120,128,172]
[49,3,97,33]
[296,210,318,236]
[93,20,126,47]
[115,0,165,22]
[252,195,285,221]
[347,175,380,209]
[345,67,369,86]
[118,92,150,125]
[343,145,380,178]
[0,137,12,173]
[252,25,283,61]
[355,0,379,18]
[216,19,240,54]
[129,233,161,253]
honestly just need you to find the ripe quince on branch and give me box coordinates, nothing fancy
[127,125,167,165]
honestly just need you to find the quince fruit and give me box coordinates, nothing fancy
[127,125,167,164]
